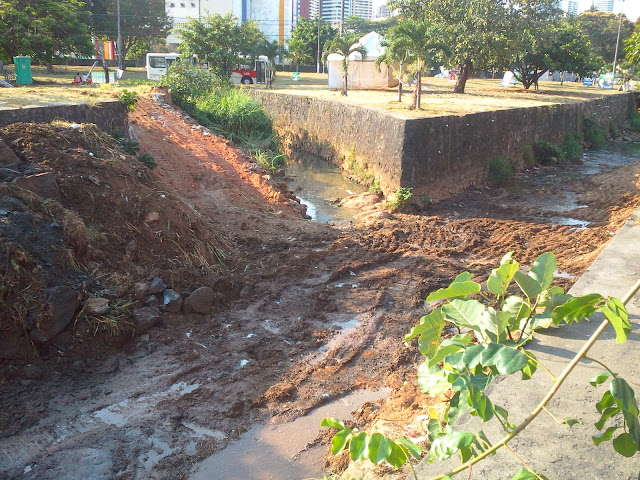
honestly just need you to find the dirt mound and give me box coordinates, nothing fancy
[0,122,230,361]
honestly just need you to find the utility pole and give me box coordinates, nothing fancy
[612,0,624,78]
[317,0,322,73]
[117,0,123,71]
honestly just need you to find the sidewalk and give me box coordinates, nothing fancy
[412,206,640,479]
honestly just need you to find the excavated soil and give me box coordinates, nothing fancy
[1,94,639,480]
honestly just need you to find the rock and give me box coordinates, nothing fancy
[85,297,110,315]
[0,139,20,165]
[356,210,392,222]
[12,172,61,202]
[162,289,183,313]
[0,167,20,182]
[147,277,166,295]
[339,192,383,209]
[145,295,160,310]
[183,286,215,314]
[144,211,160,223]
[133,307,161,334]
[31,286,80,342]
[133,282,149,298]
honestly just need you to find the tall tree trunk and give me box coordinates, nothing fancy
[416,68,422,109]
[454,59,472,93]
[102,60,110,84]
[342,73,348,96]
[560,71,564,86]
[398,81,403,102]
[46,63,54,74]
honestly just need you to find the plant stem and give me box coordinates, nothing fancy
[523,350,557,381]
[426,278,640,480]
[541,406,564,425]
[582,355,617,376]
[503,443,544,480]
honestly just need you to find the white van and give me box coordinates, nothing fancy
[145,53,180,81]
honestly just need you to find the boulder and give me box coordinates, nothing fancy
[145,295,160,310]
[85,297,110,315]
[147,277,166,295]
[0,139,20,166]
[162,289,183,313]
[339,192,383,209]
[12,172,61,202]
[133,307,161,334]
[30,286,80,342]
[183,286,215,314]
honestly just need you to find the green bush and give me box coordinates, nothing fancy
[488,156,514,185]
[118,89,139,111]
[629,111,640,132]
[162,62,221,106]
[385,186,413,211]
[193,88,277,150]
[533,141,564,165]
[562,131,583,163]
[583,117,606,149]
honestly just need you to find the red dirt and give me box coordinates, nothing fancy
[0,93,639,480]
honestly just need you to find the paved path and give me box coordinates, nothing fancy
[412,207,640,480]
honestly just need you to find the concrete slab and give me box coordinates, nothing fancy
[411,207,640,480]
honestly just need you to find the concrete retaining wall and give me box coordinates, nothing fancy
[0,100,129,135]
[252,90,635,201]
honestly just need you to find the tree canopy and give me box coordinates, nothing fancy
[288,18,336,68]
[85,0,171,69]
[0,0,93,64]
[177,13,265,81]
[575,10,635,68]
[324,34,366,96]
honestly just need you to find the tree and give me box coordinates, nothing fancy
[177,13,265,82]
[382,18,449,109]
[287,38,313,70]
[324,34,367,96]
[260,39,286,88]
[625,26,640,67]
[390,0,513,94]
[575,10,635,70]
[343,15,397,37]
[289,18,336,69]
[548,21,594,84]
[0,0,93,69]
[85,0,171,71]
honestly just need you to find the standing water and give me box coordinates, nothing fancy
[284,150,367,224]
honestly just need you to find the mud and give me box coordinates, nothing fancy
[0,94,639,480]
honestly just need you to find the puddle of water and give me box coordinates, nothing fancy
[548,217,590,229]
[310,317,362,366]
[284,150,366,224]
[190,388,391,480]
[139,436,174,471]
[182,422,227,441]
[553,270,576,279]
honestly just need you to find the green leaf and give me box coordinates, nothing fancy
[528,312,554,331]
[446,390,471,425]
[417,362,452,395]
[510,468,539,480]
[477,308,511,343]
[551,293,602,325]
[595,406,621,431]
[468,386,494,422]
[601,297,630,344]
[405,309,445,356]
[487,251,519,295]
[430,431,475,461]
[321,417,345,429]
[612,432,638,457]
[427,343,467,370]
[514,270,543,299]
[592,426,619,446]
[331,428,352,454]
[349,431,369,461]
[386,440,408,468]
[529,252,557,292]
[426,273,480,303]
[521,351,538,380]
[589,371,615,387]
[367,433,393,465]
[562,417,582,427]
[596,391,615,413]
[476,343,528,375]
[396,438,422,459]
[494,405,516,431]
[442,298,487,331]
[503,296,532,328]
[611,378,640,418]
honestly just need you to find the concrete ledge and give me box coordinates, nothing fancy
[411,207,640,479]
[252,90,635,201]
[0,100,129,135]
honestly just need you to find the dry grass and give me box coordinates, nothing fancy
[253,72,628,119]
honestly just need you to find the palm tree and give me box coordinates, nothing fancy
[260,40,286,88]
[287,38,313,71]
[387,19,449,109]
[324,34,367,96]
[376,36,413,102]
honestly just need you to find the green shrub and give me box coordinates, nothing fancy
[629,111,640,132]
[562,131,583,163]
[385,186,413,211]
[488,157,514,185]
[193,88,277,150]
[608,121,618,138]
[583,117,606,149]
[162,62,221,106]
[369,179,382,195]
[118,89,139,111]
[533,141,564,165]
[138,153,157,169]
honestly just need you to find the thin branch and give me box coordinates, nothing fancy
[503,443,545,480]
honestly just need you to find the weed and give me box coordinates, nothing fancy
[487,156,514,185]
[385,186,413,211]
[608,121,618,138]
[369,179,382,195]
[138,153,157,169]
[562,131,584,163]
[583,116,606,149]
[119,139,141,155]
[78,298,136,337]
[533,141,564,165]
[118,89,139,111]
[522,144,535,167]
[629,111,640,132]
[253,150,285,174]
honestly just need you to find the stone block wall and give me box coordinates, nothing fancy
[0,100,129,135]
[252,90,635,201]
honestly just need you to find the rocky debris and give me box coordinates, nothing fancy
[183,286,215,314]
[12,172,61,202]
[0,139,20,165]
[145,295,160,310]
[162,289,183,313]
[0,167,21,182]
[144,211,160,224]
[84,297,110,315]
[339,192,383,209]
[147,277,166,295]
[133,282,149,298]
[30,286,80,343]
[132,307,161,334]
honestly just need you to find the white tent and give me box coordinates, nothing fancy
[327,32,399,90]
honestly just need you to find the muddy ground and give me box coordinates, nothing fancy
[1,93,639,480]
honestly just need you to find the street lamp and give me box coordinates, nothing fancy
[612,0,624,78]
[117,0,123,71]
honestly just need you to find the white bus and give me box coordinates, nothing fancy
[145,53,180,81]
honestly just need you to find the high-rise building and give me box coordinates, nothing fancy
[166,0,292,46]
[375,4,391,18]
[319,0,372,24]
[592,0,614,12]
[560,0,579,15]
